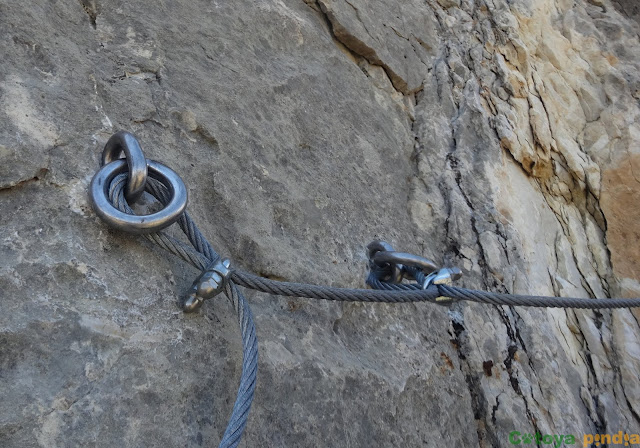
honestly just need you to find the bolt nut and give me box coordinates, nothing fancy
[182,292,204,313]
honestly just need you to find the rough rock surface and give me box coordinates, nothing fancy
[1,0,639,446]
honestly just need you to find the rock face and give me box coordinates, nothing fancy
[1,0,639,446]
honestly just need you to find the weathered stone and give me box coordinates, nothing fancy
[1,0,640,447]
[315,0,439,94]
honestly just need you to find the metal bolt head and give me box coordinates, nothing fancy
[196,270,224,300]
[435,267,462,285]
[182,292,204,313]
[446,267,462,282]
[216,258,232,277]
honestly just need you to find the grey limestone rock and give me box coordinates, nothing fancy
[1,0,639,446]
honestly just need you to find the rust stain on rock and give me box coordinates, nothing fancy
[600,153,640,284]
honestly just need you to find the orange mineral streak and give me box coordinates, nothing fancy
[600,153,640,291]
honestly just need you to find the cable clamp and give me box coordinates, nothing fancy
[183,258,232,312]
[422,267,463,304]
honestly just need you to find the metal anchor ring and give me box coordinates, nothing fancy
[367,240,395,260]
[367,240,404,283]
[89,159,188,234]
[101,131,148,203]
[372,251,439,277]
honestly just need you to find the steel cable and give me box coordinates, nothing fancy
[105,170,640,448]
[108,175,256,448]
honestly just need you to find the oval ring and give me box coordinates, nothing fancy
[90,159,188,234]
[372,251,438,276]
[366,240,403,283]
[367,240,395,260]
[102,131,148,203]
